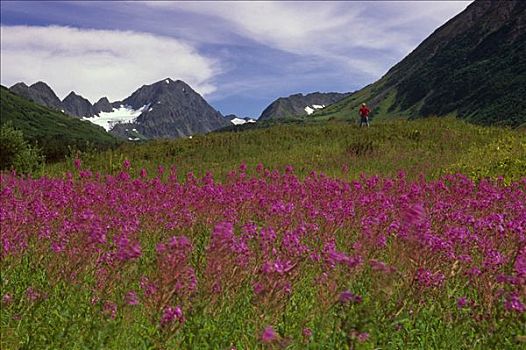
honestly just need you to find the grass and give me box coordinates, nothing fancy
[45,117,525,182]
[2,116,525,349]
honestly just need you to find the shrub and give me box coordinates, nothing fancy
[0,122,44,174]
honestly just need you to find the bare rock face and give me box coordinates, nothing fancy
[9,81,63,111]
[114,78,229,139]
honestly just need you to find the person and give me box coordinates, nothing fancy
[359,103,370,127]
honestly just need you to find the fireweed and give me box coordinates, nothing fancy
[1,161,525,348]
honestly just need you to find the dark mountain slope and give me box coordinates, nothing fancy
[318,0,526,127]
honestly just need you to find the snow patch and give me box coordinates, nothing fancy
[230,118,257,125]
[231,118,249,125]
[84,104,150,131]
[304,105,325,115]
[128,137,141,141]
[165,79,170,84]
[304,106,315,115]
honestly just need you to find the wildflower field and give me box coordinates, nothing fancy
[1,119,526,349]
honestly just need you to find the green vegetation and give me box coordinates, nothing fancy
[446,133,526,183]
[0,122,44,175]
[2,114,525,349]
[0,85,120,162]
[45,117,525,183]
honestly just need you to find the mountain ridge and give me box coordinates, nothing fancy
[0,85,118,161]
[8,78,231,139]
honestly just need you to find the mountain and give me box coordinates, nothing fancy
[62,91,97,118]
[9,81,63,111]
[0,85,118,161]
[93,97,113,113]
[8,78,230,139]
[9,82,103,118]
[100,78,230,139]
[317,0,526,127]
[258,92,351,121]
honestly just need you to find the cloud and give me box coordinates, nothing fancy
[0,25,220,102]
[144,1,471,79]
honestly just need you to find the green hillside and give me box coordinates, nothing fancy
[1,85,119,161]
[46,117,526,183]
[313,1,526,127]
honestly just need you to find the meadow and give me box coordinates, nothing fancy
[1,118,526,349]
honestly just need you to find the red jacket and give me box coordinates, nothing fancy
[359,106,370,117]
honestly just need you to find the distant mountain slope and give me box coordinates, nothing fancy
[259,92,351,121]
[317,0,526,127]
[0,85,118,161]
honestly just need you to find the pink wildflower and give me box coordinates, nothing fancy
[339,290,362,304]
[125,291,139,306]
[160,306,183,326]
[2,293,13,305]
[357,332,369,343]
[73,158,81,170]
[504,292,525,313]
[302,327,312,338]
[457,297,468,309]
[26,287,39,302]
[261,326,277,343]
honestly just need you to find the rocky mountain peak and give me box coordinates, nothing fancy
[94,97,113,113]
[9,81,63,110]
[62,91,96,118]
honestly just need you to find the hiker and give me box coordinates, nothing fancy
[359,103,370,127]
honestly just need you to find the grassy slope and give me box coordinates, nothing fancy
[46,117,526,183]
[302,2,526,127]
[0,86,119,161]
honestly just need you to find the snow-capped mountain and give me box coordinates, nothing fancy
[110,78,229,139]
[9,78,230,139]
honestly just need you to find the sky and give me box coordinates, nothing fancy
[0,1,471,118]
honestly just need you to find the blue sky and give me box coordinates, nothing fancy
[1,1,471,118]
